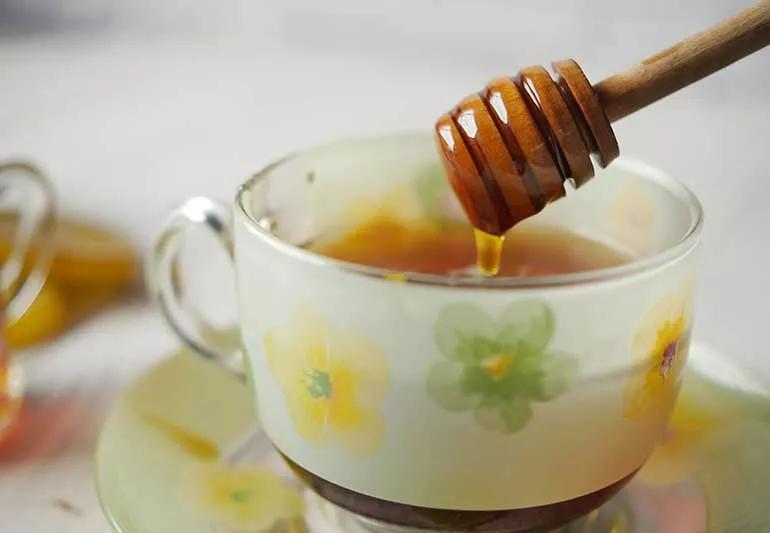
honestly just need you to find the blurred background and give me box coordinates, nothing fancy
[0,0,768,531]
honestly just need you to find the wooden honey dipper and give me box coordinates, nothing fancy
[436,1,770,236]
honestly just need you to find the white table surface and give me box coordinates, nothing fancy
[0,1,768,531]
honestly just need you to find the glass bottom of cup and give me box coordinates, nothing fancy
[309,496,632,533]
[283,454,638,532]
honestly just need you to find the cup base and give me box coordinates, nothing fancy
[310,497,630,533]
[284,454,637,532]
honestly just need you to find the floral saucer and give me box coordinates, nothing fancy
[95,344,770,532]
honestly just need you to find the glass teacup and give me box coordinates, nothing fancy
[148,133,702,531]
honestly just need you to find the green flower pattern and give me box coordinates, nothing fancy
[427,301,577,434]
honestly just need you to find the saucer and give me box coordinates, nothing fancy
[95,344,770,532]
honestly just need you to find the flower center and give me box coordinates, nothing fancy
[229,488,253,503]
[659,340,678,381]
[305,369,332,399]
[481,354,512,380]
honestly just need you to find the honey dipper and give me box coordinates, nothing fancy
[436,1,770,236]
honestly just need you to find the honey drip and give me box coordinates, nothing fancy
[473,228,505,277]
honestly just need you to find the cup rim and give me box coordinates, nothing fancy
[235,132,703,289]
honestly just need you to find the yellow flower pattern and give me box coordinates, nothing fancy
[636,391,720,486]
[191,463,305,531]
[265,308,389,456]
[623,283,693,420]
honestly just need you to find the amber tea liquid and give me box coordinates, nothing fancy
[311,217,630,278]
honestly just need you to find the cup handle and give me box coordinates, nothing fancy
[147,197,243,375]
[0,162,56,323]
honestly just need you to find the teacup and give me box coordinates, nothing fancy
[0,162,55,439]
[148,133,702,531]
